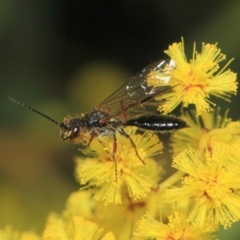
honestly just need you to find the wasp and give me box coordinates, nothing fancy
[9,59,188,179]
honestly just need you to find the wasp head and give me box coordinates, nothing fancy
[60,117,86,143]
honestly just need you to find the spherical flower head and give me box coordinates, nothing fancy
[43,214,115,240]
[166,142,240,230]
[0,226,40,240]
[170,108,239,156]
[134,212,216,240]
[75,127,164,205]
[149,39,237,115]
[94,192,149,239]
[62,190,95,220]
[56,185,149,239]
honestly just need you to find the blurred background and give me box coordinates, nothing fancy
[1,0,240,238]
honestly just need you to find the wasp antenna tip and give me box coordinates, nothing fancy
[9,97,63,128]
[8,97,19,104]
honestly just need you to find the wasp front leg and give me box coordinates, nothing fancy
[118,128,145,166]
[87,133,98,147]
[93,128,119,182]
[111,133,119,181]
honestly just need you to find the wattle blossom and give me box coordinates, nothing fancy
[148,39,237,115]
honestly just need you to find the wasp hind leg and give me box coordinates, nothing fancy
[118,128,145,166]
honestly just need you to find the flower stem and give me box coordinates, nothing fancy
[158,171,185,193]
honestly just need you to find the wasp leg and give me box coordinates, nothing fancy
[87,133,98,147]
[118,128,145,165]
[112,133,118,182]
[88,132,118,181]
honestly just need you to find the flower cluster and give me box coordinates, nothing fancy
[2,39,239,239]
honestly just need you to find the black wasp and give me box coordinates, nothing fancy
[9,59,188,178]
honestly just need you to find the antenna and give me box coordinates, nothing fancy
[8,97,69,130]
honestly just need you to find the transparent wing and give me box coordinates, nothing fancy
[95,59,176,122]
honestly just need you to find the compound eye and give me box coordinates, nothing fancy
[70,125,80,139]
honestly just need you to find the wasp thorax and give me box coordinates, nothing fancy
[60,118,85,142]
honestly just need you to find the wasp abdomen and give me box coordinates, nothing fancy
[124,115,188,132]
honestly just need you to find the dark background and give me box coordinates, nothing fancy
[1,0,240,238]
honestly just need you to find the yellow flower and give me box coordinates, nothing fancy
[43,214,115,240]
[170,108,240,156]
[59,188,148,239]
[62,191,95,220]
[75,127,164,204]
[134,212,216,240]
[166,142,240,229]
[149,39,237,115]
[0,226,40,240]
[94,193,148,239]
